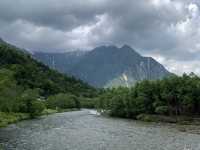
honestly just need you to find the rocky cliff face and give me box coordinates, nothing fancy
[34,45,171,88]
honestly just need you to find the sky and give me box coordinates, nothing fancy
[0,0,200,75]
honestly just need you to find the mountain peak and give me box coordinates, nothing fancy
[120,44,141,57]
[121,44,132,49]
[94,45,118,50]
[34,45,171,88]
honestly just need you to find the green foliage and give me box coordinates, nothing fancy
[155,106,168,115]
[80,97,97,108]
[96,74,200,118]
[136,114,156,122]
[0,112,29,127]
[0,43,98,97]
[0,69,23,112]
[46,93,80,110]
[18,89,45,118]
[41,109,58,115]
[136,114,177,123]
[0,41,98,123]
[0,68,46,118]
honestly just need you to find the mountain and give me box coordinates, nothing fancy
[0,38,6,44]
[34,45,171,88]
[34,51,87,73]
[0,38,96,97]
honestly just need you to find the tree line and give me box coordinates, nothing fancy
[96,73,200,118]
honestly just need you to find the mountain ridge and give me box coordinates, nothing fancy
[0,38,96,97]
[34,45,171,88]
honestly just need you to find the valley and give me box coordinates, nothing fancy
[1,0,200,149]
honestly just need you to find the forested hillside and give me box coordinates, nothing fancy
[0,43,97,97]
[0,41,97,125]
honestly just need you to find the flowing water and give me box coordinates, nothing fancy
[0,109,200,150]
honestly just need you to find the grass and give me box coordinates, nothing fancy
[0,109,58,128]
[41,109,58,115]
[136,114,177,123]
[0,112,30,128]
[0,144,3,150]
[57,108,80,113]
[0,108,80,128]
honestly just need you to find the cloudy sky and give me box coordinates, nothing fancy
[0,0,200,75]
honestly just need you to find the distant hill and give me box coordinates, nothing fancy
[0,38,96,97]
[34,45,171,88]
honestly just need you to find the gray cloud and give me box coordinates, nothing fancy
[0,0,200,75]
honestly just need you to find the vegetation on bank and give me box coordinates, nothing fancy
[96,73,200,123]
[0,108,81,128]
[0,112,29,127]
[0,40,98,128]
[0,67,96,127]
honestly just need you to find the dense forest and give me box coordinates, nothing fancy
[0,42,98,125]
[96,73,200,121]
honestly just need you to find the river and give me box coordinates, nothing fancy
[0,109,200,150]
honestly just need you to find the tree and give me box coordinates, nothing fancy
[19,89,45,118]
[96,73,200,118]
[0,69,22,112]
[46,93,80,110]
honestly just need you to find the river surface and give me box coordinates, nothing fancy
[0,109,200,150]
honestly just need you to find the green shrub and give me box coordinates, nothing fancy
[0,112,29,127]
[136,114,177,123]
[136,114,156,122]
[18,89,45,118]
[155,106,168,115]
[41,109,58,115]
[80,97,96,108]
[46,93,80,110]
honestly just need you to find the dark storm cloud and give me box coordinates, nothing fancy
[0,0,106,30]
[0,0,200,74]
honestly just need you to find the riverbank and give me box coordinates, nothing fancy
[99,110,200,126]
[0,108,80,128]
[99,111,200,134]
[135,114,200,134]
[0,112,30,128]
[136,114,200,124]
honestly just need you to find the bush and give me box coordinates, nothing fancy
[136,114,177,123]
[136,114,156,122]
[29,100,45,117]
[155,106,168,115]
[46,93,80,110]
[18,89,45,118]
[0,112,30,127]
[41,109,58,115]
[80,97,96,108]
